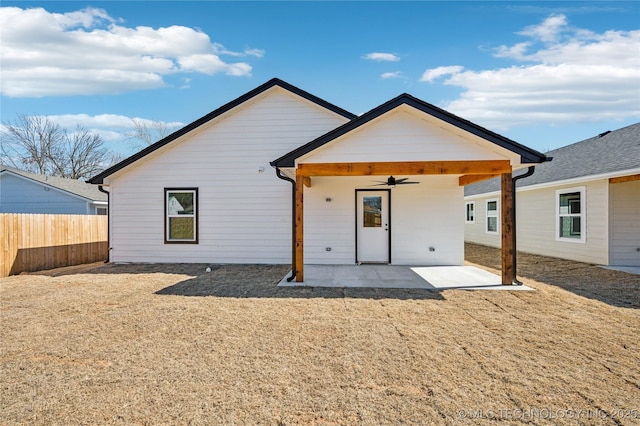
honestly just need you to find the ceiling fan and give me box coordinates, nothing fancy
[371,176,420,187]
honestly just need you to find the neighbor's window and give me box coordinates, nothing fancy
[165,188,198,243]
[465,201,475,224]
[556,187,585,242]
[486,199,498,234]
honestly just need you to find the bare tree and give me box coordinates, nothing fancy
[128,118,173,147]
[1,115,112,180]
[1,114,64,175]
[50,126,110,179]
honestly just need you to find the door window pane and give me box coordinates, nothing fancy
[363,196,382,228]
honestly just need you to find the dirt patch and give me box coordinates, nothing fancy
[1,248,639,425]
[465,242,640,308]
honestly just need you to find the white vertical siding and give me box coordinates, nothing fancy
[303,176,463,265]
[609,180,640,266]
[465,179,610,264]
[106,88,349,263]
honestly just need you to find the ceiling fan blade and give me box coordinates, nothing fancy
[369,176,420,186]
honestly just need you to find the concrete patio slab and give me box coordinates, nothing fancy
[278,265,533,290]
[601,266,640,276]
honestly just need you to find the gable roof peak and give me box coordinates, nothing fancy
[272,92,549,167]
[89,78,356,184]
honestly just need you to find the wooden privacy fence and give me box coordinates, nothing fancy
[1,214,108,277]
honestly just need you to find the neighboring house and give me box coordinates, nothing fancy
[0,165,108,215]
[465,123,640,267]
[89,78,547,283]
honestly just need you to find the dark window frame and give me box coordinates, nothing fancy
[164,187,199,244]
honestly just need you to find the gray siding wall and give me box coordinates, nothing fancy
[463,196,501,248]
[0,174,88,214]
[609,179,640,266]
[465,179,610,265]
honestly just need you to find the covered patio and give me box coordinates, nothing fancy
[293,161,516,284]
[271,94,548,287]
[278,264,533,290]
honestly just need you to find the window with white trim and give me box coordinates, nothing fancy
[465,201,475,223]
[165,188,198,243]
[486,199,498,234]
[556,187,585,243]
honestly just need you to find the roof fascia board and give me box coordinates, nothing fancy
[514,167,640,193]
[400,96,547,164]
[1,169,94,202]
[89,78,356,184]
[464,190,502,200]
[272,94,548,168]
[464,167,640,199]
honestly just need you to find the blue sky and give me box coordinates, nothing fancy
[1,1,639,157]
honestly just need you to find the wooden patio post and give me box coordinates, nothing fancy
[295,172,305,282]
[501,172,514,285]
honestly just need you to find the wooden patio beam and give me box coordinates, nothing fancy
[501,172,514,285]
[609,174,640,184]
[459,173,500,186]
[296,160,511,177]
[295,173,305,282]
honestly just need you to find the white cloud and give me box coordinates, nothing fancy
[42,114,183,142]
[518,13,567,43]
[381,72,403,80]
[363,52,400,62]
[422,14,640,129]
[419,66,464,82]
[0,6,264,97]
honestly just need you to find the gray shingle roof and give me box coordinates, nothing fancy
[0,165,108,202]
[465,122,640,196]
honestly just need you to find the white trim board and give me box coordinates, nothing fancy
[464,167,640,200]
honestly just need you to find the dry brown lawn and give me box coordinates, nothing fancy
[1,244,639,425]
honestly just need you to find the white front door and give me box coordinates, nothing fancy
[356,190,390,263]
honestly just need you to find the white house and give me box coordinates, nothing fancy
[464,123,640,267]
[1,165,108,215]
[90,79,547,283]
